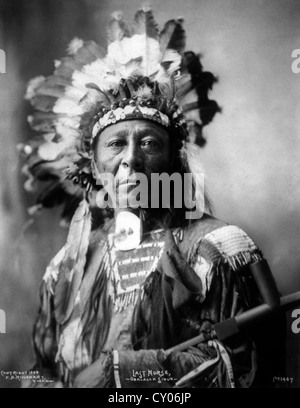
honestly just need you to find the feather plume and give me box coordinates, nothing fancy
[53,97,85,116]
[34,83,75,100]
[175,74,193,98]
[176,52,220,145]
[108,36,160,78]
[54,56,86,78]
[159,19,186,56]
[38,141,68,161]
[28,112,57,133]
[133,84,153,99]
[81,41,106,60]
[158,81,175,101]
[107,11,130,43]
[30,95,57,113]
[120,58,142,79]
[67,38,84,55]
[133,8,159,39]
[161,49,182,75]
[27,158,72,181]
[42,75,72,90]
[25,76,45,100]
[54,199,92,324]
[132,9,160,77]
[69,41,105,67]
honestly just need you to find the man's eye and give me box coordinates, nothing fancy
[141,140,160,148]
[108,141,125,148]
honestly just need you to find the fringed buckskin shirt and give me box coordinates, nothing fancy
[26,214,284,388]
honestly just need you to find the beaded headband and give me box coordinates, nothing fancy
[91,101,186,139]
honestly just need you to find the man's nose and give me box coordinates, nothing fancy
[121,141,143,171]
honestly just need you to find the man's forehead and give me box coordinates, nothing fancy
[100,120,168,138]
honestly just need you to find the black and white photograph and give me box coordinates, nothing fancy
[0,0,299,390]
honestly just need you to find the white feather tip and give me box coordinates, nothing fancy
[67,38,84,55]
[111,11,124,21]
[140,4,152,13]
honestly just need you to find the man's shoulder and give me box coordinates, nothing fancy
[180,213,226,246]
[184,213,256,244]
[181,214,263,269]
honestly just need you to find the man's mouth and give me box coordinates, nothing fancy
[118,178,140,188]
[117,182,139,194]
[119,181,138,186]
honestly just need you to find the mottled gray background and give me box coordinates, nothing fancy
[0,0,299,388]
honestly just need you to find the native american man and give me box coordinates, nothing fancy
[20,9,285,388]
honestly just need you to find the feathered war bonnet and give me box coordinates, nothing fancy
[19,9,220,326]
[20,8,220,224]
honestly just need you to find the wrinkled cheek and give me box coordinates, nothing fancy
[145,155,171,174]
[96,158,119,176]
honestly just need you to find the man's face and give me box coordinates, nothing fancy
[93,119,172,208]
